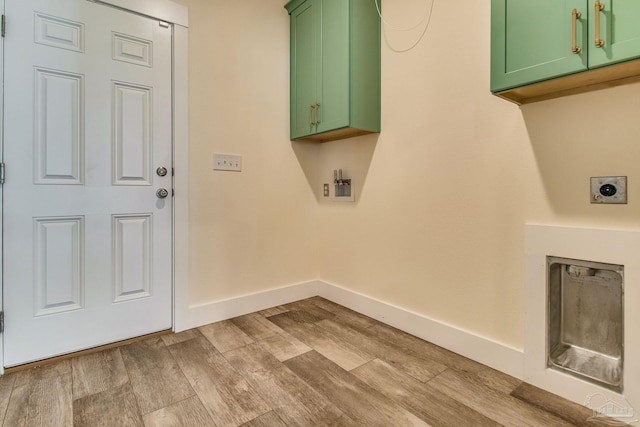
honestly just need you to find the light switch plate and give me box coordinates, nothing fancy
[591,176,627,204]
[213,153,242,172]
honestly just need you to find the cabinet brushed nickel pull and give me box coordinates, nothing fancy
[571,9,582,54]
[309,104,315,127]
[315,103,321,125]
[595,0,605,48]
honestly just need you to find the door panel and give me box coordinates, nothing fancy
[289,0,317,139]
[112,82,152,185]
[34,12,85,53]
[588,0,640,68]
[3,0,173,366]
[113,215,152,302]
[112,33,153,67]
[34,68,84,184]
[316,0,349,134]
[34,217,84,316]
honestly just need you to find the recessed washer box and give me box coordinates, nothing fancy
[591,176,627,204]
[547,256,624,392]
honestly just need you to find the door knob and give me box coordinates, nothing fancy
[156,166,168,177]
[156,188,169,199]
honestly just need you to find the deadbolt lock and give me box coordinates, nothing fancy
[156,166,168,177]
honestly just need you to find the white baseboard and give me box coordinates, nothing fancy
[175,280,323,332]
[176,279,524,380]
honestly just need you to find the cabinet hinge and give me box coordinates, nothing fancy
[0,163,5,184]
[0,311,4,333]
[2,15,6,38]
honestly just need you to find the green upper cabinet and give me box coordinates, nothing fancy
[285,0,381,142]
[491,0,640,104]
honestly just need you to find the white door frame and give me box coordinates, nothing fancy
[0,0,5,376]
[0,0,189,371]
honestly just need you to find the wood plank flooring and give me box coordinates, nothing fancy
[0,297,623,426]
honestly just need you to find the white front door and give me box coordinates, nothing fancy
[2,0,173,366]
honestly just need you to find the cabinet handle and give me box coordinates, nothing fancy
[315,103,321,125]
[595,0,605,48]
[571,9,582,54]
[309,104,315,127]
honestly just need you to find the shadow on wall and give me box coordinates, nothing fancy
[291,133,379,204]
[520,81,640,221]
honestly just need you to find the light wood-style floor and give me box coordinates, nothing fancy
[0,297,620,426]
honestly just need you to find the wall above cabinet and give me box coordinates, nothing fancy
[491,0,640,104]
[285,0,381,142]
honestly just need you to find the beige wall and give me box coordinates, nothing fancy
[175,0,640,350]
[174,0,320,303]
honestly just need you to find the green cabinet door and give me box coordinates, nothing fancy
[289,0,318,139]
[491,0,588,92]
[588,0,640,68]
[316,0,349,134]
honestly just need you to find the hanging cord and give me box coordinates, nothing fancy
[374,0,435,32]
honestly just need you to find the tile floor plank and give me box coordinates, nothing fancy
[160,328,203,347]
[0,372,16,424]
[428,369,576,427]
[352,359,501,427]
[3,382,31,426]
[281,300,336,322]
[511,382,626,427]
[120,337,194,415]
[73,382,143,427]
[258,306,289,318]
[239,411,288,427]
[199,320,254,353]
[316,318,447,381]
[306,297,381,331]
[475,366,523,395]
[71,348,128,400]
[366,322,522,393]
[285,351,430,427]
[366,322,488,373]
[270,309,323,324]
[231,312,284,341]
[269,312,373,371]
[225,342,352,426]
[143,396,214,427]
[352,320,522,392]
[256,331,311,362]
[12,360,71,388]
[4,373,73,427]
[167,336,271,427]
